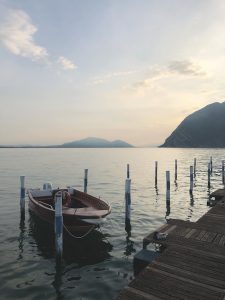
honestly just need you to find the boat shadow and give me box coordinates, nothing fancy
[27,211,113,265]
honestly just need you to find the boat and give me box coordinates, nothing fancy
[27,183,111,235]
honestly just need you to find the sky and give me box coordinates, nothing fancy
[0,0,225,146]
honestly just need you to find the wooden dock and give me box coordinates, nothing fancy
[116,190,225,300]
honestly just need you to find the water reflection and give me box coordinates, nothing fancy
[124,235,136,257]
[52,260,64,300]
[155,186,159,196]
[165,201,170,219]
[28,211,113,265]
[174,180,178,191]
[187,194,194,220]
[18,218,26,260]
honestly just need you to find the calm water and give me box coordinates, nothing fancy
[1,148,225,299]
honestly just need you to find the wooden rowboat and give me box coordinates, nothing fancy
[28,184,111,235]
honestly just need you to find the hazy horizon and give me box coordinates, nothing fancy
[1,0,225,146]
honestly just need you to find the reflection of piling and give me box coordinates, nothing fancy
[175,160,177,181]
[166,171,170,202]
[194,158,196,178]
[127,164,130,179]
[155,161,158,187]
[210,156,213,174]
[166,201,170,218]
[208,163,211,188]
[84,169,88,193]
[190,166,193,194]
[125,179,131,233]
[20,176,25,219]
[222,160,225,184]
[55,191,63,258]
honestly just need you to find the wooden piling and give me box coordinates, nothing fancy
[175,159,177,181]
[155,161,158,187]
[190,166,193,194]
[210,156,213,174]
[125,179,131,233]
[222,160,225,184]
[84,169,88,193]
[20,176,25,218]
[166,171,170,202]
[54,191,63,258]
[208,162,211,188]
[127,164,130,179]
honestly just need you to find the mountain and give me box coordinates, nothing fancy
[59,137,133,148]
[160,102,225,148]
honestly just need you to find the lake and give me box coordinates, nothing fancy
[0,148,225,299]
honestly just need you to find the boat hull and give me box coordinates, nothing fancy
[28,193,106,234]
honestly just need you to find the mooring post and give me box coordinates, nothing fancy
[155,161,158,187]
[84,169,88,193]
[125,178,131,233]
[166,171,170,202]
[175,159,177,181]
[190,166,194,194]
[127,164,130,179]
[210,156,213,174]
[20,176,25,218]
[208,162,211,188]
[194,158,196,178]
[222,160,225,184]
[55,191,63,258]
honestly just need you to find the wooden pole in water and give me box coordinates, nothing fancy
[208,163,211,188]
[84,169,88,193]
[20,176,25,218]
[222,160,225,184]
[194,158,196,178]
[190,166,194,194]
[175,159,177,181]
[210,156,213,174]
[155,161,158,187]
[166,171,170,202]
[127,164,130,179]
[125,179,131,233]
[55,191,63,258]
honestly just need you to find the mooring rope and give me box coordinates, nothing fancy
[63,223,95,239]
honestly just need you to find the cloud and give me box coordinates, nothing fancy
[131,60,207,93]
[58,56,77,70]
[0,8,77,71]
[0,9,48,61]
[168,60,206,76]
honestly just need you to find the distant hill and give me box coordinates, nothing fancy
[160,102,225,148]
[0,137,133,148]
[59,137,133,148]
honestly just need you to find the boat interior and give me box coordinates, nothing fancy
[29,188,110,212]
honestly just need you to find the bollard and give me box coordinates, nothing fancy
[175,159,177,181]
[127,164,130,179]
[20,176,25,218]
[222,160,225,184]
[210,156,213,174]
[208,163,211,188]
[84,169,88,193]
[166,171,170,202]
[194,158,196,178]
[55,191,63,258]
[125,179,131,233]
[155,161,158,187]
[190,166,194,194]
